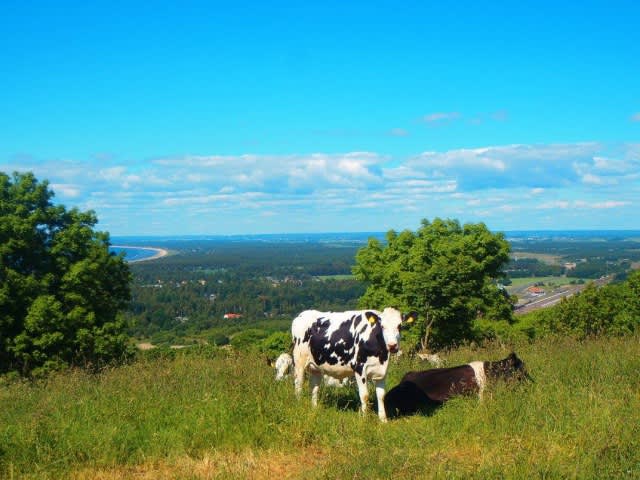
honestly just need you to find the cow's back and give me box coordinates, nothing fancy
[384,381,433,418]
[291,310,323,339]
[401,365,479,403]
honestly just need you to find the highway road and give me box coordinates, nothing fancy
[514,276,612,315]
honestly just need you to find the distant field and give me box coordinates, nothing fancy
[510,252,563,264]
[316,274,355,281]
[507,276,580,290]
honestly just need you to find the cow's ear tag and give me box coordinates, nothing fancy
[405,316,415,324]
[367,315,376,325]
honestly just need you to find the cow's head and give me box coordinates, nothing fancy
[376,308,418,354]
[497,352,534,382]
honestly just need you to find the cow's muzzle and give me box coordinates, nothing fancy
[388,344,399,354]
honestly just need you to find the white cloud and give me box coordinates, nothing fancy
[98,166,127,181]
[412,148,507,171]
[537,201,571,210]
[590,200,630,209]
[389,128,409,137]
[402,143,636,191]
[537,199,630,210]
[423,112,461,123]
[5,142,637,234]
[50,183,81,198]
[581,173,605,185]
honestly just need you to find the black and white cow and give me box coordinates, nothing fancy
[384,352,532,418]
[292,308,416,422]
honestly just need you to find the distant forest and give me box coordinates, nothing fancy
[122,233,640,346]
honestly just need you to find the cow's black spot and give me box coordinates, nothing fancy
[356,322,388,365]
[308,320,332,364]
[303,328,312,344]
[309,319,355,366]
[328,320,355,365]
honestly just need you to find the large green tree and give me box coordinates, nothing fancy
[353,218,512,349]
[0,171,132,376]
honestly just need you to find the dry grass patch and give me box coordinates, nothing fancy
[71,447,331,480]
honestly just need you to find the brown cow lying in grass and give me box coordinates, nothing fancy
[384,352,532,418]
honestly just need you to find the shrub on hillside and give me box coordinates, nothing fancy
[260,331,292,360]
[515,271,640,339]
[230,328,270,350]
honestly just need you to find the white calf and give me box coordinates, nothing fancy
[274,352,293,380]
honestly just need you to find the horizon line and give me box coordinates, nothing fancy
[109,228,640,238]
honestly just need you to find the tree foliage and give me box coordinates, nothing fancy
[0,172,133,376]
[352,218,512,349]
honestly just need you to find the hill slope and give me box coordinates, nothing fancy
[1,335,639,479]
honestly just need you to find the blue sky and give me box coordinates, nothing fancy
[1,1,639,235]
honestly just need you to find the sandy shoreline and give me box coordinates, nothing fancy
[112,245,169,263]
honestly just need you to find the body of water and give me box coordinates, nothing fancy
[110,246,164,262]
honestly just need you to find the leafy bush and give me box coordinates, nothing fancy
[208,333,230,346]
[229,328,270,350]
[515,271,640,339]
[260,331,292,360]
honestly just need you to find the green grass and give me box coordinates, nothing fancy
[2,336,639,479]
[506,276,580,290]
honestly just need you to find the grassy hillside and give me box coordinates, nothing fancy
[2,335,639,479]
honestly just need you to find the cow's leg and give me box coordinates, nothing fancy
[355,373,369,416]
[374,379,387,422]
[310,372,322,407]
[293,351,306,398]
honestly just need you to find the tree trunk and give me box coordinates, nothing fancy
[421,308,435,351]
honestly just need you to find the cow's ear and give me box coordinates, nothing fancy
[403,311,418,324]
